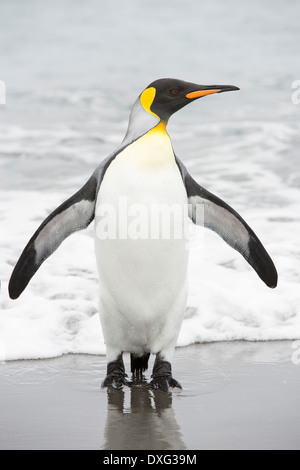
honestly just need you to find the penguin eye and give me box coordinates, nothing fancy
[170,89,179,96]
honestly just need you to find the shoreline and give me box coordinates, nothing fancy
[0,341,299,450]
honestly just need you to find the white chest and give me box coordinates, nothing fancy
[94,126,189,356]
[96,125,188,231]
[98,126,186,204]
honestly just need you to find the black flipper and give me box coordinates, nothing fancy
[9,172,99,299]
[176,158,278,288]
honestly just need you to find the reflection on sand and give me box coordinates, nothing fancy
[102,378,186,450]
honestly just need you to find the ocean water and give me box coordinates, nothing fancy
[1,0,300,360]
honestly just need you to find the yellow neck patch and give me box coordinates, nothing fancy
[110,121,173,170]
[147,121,167,135]
[140,87,159,118]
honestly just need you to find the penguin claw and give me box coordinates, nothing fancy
[102,375,131,389]
[149,357,182,392]
[149,376,182,392]
[168,377,182,389]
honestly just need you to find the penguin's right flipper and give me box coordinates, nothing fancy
[9,172,99,300]
[177,159,277,288]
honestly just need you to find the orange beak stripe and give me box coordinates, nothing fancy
[186,89,221,99]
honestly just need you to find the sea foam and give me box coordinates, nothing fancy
[1,120,300,361]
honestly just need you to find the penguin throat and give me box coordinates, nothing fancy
[151,121,167,134]
[116,121,174,170]
[134,122,174,169]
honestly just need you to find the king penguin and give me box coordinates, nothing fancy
[8,78,278,391]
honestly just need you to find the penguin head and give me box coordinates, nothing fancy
[123,78,239,145]
[140,78,239,123]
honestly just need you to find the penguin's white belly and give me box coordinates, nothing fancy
[94,129,189,360]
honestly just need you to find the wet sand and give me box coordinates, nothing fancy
[0,341,299,450]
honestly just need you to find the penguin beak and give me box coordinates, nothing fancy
[186,85,240,100]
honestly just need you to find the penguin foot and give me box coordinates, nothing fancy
[102,355,130,390]
[149,376,182,392]
[102,375,130,390]
[149,357,182,392]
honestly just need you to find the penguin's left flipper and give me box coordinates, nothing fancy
[9,172,99,300]
[177,159,278,288]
